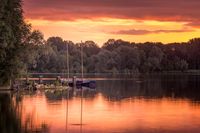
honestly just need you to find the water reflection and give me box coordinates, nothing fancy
[1,74,200,133]
[97,74,200,101]
[0,92,49,133]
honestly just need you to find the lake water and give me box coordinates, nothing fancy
[1,74,200,133]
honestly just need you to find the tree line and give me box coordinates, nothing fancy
[26,36,200,74]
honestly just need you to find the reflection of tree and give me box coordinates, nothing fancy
[97,80,141,101]
[0,93,21,133]
[160,74,200,101]
[45,89,66,101]
[97,74,200,102]
[45,88,97,101]
[0,93,49,133]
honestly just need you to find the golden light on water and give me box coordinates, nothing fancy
[17,92,200,133]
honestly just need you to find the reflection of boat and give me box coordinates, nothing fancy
[68,80,96,89]
[82,80,96,88]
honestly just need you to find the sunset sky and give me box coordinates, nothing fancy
[23,0,200,46]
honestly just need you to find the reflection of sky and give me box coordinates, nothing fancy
[18,91,200,133]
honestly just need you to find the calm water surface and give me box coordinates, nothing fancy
[1,74,200,133]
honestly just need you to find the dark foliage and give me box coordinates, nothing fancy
[27,37,200,74]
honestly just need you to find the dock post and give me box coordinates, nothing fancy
[56,76,61,86]
[72,76,76,96]
[73,76,76,88]
[26,76,29,84]
[39,75,43,84]
[56,76,61,81]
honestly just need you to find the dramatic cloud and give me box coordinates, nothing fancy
[23,0,200,25]
[22,0,200,44]
[114,29,194,35]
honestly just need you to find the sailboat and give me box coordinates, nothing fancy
[66,41,96,89]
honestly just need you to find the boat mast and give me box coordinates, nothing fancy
[81,41,84,80]
[80,41,84,132]
[66,42,70,132]
[67,42,70,84]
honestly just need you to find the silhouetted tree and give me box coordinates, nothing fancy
[0,0,32,85]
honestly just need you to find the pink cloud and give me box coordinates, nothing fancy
[23,0,200,27]
[113,29,194,35]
